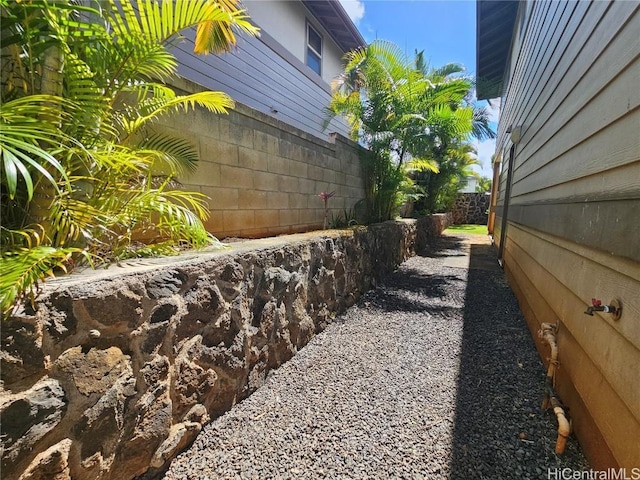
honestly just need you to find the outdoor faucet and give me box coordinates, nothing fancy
[584,298,620,317]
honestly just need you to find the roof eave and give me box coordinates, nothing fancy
[301,0,367,53]
[476,0,520,100]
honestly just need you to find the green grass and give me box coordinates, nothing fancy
[445,224,488,235]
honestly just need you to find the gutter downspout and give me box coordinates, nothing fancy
[497,131,519,265]
[538,322,571,454]
[487,155,501,235]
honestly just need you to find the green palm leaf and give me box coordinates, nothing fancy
[405,158,440,174]
[0,246,84,318]
[2,0,253,317]
[107,0,258,50]
[0,96,72,200]
[194,0,260,54]
[122,91,234,135]
[137,133,199,175]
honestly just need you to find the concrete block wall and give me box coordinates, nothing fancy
[159,77,365,239]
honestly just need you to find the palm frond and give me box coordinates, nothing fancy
[105,0,258,52]
[136,133,199,175]
[1,0,242,317]
[0,96,72,200]
[0,246,84,318]
[0,225,46,251]
[122,91,234,135]
[471,105,497,141]
[47,192,109,246]
[109,187,212,247]
[429,63,465,81]
[194,0,260,54]
[405,158,440,174]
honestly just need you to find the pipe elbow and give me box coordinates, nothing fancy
[553,407,571,437]
[551,397,571,454]
[538,323,558,349]
[539,324,572,455]
[555,433,569,455]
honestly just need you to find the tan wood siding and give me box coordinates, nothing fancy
[503,227,640,468]
[491,0,640,468]
[503,244,627,469]
[496,199,640,261]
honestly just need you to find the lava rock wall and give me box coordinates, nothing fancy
[1,217,448,480]
[451,193,490,225]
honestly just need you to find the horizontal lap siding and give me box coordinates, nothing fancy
[502,234,632,469]
[494,0,640,468]
[171,30,349,140]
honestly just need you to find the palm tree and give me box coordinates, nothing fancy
[413,141,480,214]
[476,176,492,193]
[326,40,485,222]
[0,0,258,317]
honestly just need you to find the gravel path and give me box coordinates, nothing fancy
[163,233,589,479]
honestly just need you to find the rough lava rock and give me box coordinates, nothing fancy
[0,378,66,471]
[19,438,73,480]
[0,217,450,480]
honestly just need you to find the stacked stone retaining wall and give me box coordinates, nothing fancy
[451,193,490,225]
[1,215,449,480]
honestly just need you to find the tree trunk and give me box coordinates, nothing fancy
[28,45,64,244]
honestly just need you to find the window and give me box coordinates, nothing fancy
[306,23,322,75]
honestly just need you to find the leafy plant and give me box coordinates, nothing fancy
[326,41,494,222]
[0,0,258,317]
[329,208,359,229]
[476,176,492,193]
[318,191,336,229]
[413,140,481,214]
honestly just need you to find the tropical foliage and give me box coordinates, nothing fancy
[0,0,258,317]
[326,41,494,221]
[412,140,480,214]
[476,176,492,193]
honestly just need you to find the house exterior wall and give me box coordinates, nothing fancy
[243,0,346,85]
[244,0,307,60]
[170,1,351,140]
[458,176,478,193]
[492,1,640,469]
[161,77,365,240]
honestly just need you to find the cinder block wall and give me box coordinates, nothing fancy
[159,77,365,239]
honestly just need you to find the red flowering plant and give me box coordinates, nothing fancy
[318,191,336,229]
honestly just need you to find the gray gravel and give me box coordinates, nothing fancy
[163,233,589,479]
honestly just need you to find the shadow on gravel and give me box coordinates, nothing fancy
[446,236,589,480]
[370,271,462,315]
[418,237,466,259]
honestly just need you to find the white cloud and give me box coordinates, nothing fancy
[338,0,365,25]
[486,97,501,123]
[473,138,497,177]
[470,98,500,177]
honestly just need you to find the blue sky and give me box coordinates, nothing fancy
[356,1,477,72]
[338,0,498,176]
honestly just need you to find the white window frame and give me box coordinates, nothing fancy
[306,22,322,76]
